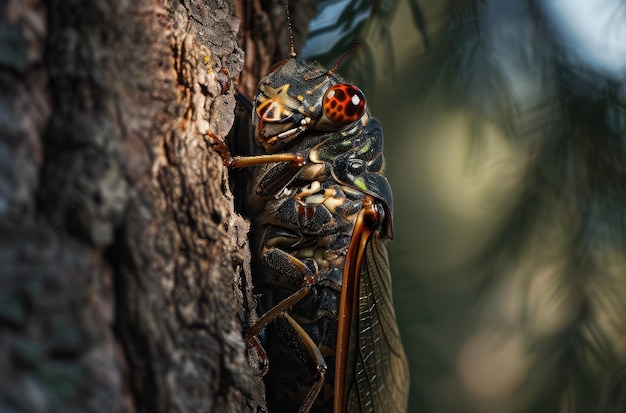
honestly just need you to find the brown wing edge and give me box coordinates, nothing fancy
[335,196,409,412]
[334,198,373,413]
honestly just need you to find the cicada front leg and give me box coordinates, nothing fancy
[208,132,305,169]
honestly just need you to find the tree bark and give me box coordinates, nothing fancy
[0,0,264,412]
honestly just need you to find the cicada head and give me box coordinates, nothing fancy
[253,58,367,153]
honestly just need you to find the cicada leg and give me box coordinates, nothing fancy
[281,312,327,413]
[248,300,328,413]
[228,153,305,169]
[246,243,330,413]
[245,274,328,413]
[207,132,306,169]
[209,132,309,200]
[246,271,315,340]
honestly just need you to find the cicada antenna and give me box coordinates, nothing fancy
[327,41,360,76]
[285,0,296,58]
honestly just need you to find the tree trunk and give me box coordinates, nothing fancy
[0,0,265,412]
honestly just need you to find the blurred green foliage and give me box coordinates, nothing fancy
[303,1,626,412]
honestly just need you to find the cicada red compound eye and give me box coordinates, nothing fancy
[322,84,366,125]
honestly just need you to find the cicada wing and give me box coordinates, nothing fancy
[345,231,410,412]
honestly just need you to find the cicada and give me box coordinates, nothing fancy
[223,7,409,413]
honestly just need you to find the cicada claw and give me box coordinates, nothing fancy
[248,335,270,377]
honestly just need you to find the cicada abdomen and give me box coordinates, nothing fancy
[226,9,410,413]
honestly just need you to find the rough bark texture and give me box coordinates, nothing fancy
[0,0,264,412]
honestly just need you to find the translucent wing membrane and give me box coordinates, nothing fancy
[345,231,409,412]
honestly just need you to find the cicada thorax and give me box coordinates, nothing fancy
[244,55,403,412]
